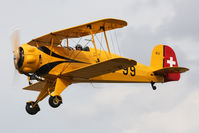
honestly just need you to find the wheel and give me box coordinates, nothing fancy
[151,82,157,90]
[152,86,157,90]
[25,101,40,115]
[49,95,62,108]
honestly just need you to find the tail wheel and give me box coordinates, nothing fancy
[152,86,157,90]
[25,101,40,115]
[151,81,157,90]
[49,95,62,108]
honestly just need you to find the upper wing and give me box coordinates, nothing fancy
[62,58,136,79]
[27,18,127,46]
[153,67,189,75]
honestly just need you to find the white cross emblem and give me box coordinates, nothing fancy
[167,57,176,67]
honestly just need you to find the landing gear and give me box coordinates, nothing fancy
[151,81,157,90]
[25,101,40,115]
[24,78,70,115]
[49,95,62,108]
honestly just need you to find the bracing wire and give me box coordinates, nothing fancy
[90,82,103,89]
[71,29,101,61]
[60,29,103,74]
[95,33,109,59]
[60,37,84,74]
[100,32,103,50]
[100,33,103,56]
[114,30,122,56]
[71,38,78,45]
[60,37,92,74]
[70,37,82,47]
[97,34,102,56]
[109,30,116,54]
[77,37,83,44]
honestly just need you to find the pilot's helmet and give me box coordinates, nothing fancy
[76,44,83,50]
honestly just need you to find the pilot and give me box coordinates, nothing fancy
[75,44,83,50]
[83,46,90,51]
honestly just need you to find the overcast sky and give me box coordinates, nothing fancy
[0,0,198,133]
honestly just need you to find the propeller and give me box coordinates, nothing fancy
[11,29,20,70]
[11,29,21,86]
[11,29,43,86]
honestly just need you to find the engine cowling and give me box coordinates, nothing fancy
[14,44,41,74]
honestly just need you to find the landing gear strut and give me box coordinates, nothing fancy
[151,81,157,90]
[49,95,62,108]
[25,101,40,115]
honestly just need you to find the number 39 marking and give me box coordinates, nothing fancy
[123,66,136,77]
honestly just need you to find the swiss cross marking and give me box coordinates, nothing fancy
[167,57,176,67]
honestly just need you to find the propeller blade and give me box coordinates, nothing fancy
[11,29,20,69]
[11,29,20,52]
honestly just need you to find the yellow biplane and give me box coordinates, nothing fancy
[12,18,189,115]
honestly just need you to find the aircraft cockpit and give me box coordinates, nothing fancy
[75,44,90,51]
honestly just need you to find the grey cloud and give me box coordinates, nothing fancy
[0,0,198,133]
[162,0,199,40]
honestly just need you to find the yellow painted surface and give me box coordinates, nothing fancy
[18,44,40,73]
[19,44,164,84]
[27,18,127,46]
[150,44,164,71]
[51,78,71,96]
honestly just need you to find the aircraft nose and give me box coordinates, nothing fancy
[14,47,24,72]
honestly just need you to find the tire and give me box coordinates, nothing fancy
[49,95,62,108]
[152,86,157,90]
[25,101,40,115]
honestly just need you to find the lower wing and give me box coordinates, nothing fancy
[62,58,137,79]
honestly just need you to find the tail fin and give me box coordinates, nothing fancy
[150,45,181,82]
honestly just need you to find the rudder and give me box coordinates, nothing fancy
[150,45,180,82]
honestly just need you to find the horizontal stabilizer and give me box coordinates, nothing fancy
[23,81,45,92]
[153,67,189,75]
[62,58,136,79]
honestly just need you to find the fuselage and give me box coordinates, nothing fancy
[18,44,164,83]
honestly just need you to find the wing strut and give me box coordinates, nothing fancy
[36,42,39,47]
[102,26,111,56]
[67,38,69,48]
[50,36,54,56]
[87,25,100,62]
